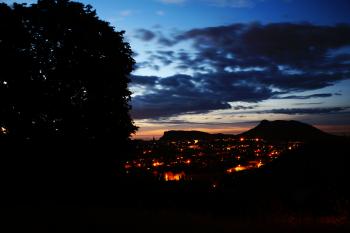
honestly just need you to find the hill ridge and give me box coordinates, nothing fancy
[160,120,335,142]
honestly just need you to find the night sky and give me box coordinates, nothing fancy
[4,0,350,139]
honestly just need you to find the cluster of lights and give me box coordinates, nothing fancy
[164,171,186,181]
[124,137,302,182]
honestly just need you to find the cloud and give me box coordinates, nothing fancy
[1,0,36,4]
[293,102,324,106]
[274,93,333,99]
[154,23,350,69]
[131,73,274,119]
[139,119,260,126]
[132,75,159,86]
[233,105,258,110]
[139,23,350,88]
[175,23,350,68]
[148,50,175,66]
[158,36,177,46]
[259,107,349,115]
[132,22,350,119]
[134,29,156,41]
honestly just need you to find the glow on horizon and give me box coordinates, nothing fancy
[132,123,350,140]
[132,126,254,140]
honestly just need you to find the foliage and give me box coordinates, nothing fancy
[0,0,137,148]
[0,1,138,199]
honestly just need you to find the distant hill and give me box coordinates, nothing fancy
[239,120,334,142]
[160,130,234,141]
[159,120,335,142]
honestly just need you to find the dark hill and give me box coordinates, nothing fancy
[259,136,349,214]
[159,120,335,142]
[160,130,235,141]
[160,130,213,141]
[239,120,334,142]
[220,136,350,216]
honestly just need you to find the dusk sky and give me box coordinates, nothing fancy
[4,0,350,138]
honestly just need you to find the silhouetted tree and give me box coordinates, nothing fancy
[0,0,136,145]
[0,0,137,200]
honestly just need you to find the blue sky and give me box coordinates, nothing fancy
[3,0,350,138]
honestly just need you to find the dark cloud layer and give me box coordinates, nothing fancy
[275,93,333,99]
[174,23,350,67]
[233,105,257,110]
[132,22,350,119]
[134,29,156,41]
[131,73,275,119]
[259,107,349,115]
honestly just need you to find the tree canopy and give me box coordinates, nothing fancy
[0,0,137,148]
[0,1,138,199]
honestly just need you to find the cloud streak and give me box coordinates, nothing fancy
[258,107,349,115]
[274,93,333,100]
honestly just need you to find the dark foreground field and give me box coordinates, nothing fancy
[1,203,349,233]
[1,138,349,232]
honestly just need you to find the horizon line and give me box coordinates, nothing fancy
[132,123,350,140]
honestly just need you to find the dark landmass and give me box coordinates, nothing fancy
[240,120,336,142]
[160,130,235,141]
[114,132,349,232]
[160,120,336,142]
[122,120,350,215]
[2,120,350,232]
